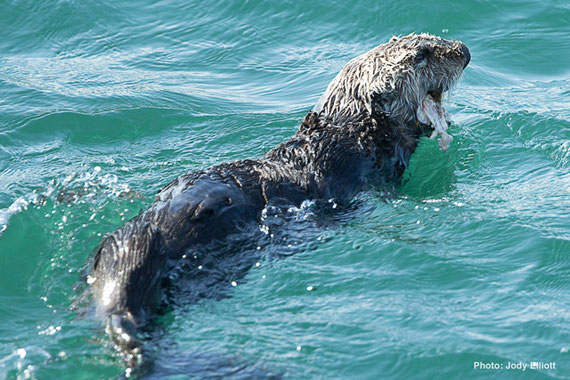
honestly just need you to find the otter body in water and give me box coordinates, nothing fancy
[88,33,470,367]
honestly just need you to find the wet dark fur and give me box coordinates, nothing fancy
[89,34,470,370]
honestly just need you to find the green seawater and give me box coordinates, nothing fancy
[0,0,569,378]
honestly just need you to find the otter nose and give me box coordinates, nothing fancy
[460,44,470,69]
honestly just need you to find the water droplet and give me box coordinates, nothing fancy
[17,348,26,359]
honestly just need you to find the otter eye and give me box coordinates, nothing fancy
[415,47,431,65]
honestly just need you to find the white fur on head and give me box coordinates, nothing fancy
[314,33,467,126]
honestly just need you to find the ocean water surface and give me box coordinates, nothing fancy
[0,0,569,378]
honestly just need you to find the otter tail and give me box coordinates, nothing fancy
[90,217,169,371]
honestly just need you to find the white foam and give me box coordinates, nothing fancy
[0,197,29,233]
[0,166,138,236]
[0,192,46,235]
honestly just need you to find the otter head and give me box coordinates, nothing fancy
[314,33,470,146]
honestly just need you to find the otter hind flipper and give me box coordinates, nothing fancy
[106,312,143,369]
[91,217,168,369]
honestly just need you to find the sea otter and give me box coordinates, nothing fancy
[87,33,470,368]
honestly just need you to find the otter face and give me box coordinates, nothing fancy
[315,33,470,137]
[380,34,470,125]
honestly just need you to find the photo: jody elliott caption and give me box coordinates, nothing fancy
[474,361,557,371]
